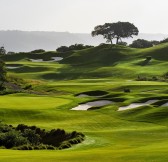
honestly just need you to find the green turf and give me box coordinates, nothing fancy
[0,44,168,161]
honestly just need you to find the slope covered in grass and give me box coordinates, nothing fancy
[3,43,168,81]
[0,44,168,161]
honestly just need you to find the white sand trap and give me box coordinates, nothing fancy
[29,57,63,62]
[51,57,63,61]
[77,94,90,98]
[118,100,159,111]
[6,66,20,69]
[161,102,168,107]
[29,59,43,62]
[71,100,113,111]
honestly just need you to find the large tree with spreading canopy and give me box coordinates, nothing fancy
[92,21,139,44]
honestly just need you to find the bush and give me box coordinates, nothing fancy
[0,123,85,150]
[160,38,168,44]
[56,44,93,52]
[124,88,131,93]
[117,42,127,46]
[22,129,41,145]
[0,131,28,148]
[30,49,45,54]
[130,39,153,48]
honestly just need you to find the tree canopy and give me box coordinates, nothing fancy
[0,46,6,55]
[92,21,139,44]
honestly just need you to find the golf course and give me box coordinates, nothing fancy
[0,43,168,161]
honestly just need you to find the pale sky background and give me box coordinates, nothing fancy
[0,0,168,34]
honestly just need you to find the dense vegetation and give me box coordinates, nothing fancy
[56,44,93,52]
[0,123,84,150]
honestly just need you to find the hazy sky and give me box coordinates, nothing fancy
[0,0,168,33]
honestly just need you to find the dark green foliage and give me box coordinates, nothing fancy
[30,49,45,54]
[0,131,28,149]
[160,38,168,44]
[117,42,127,46]
[7,52,15,55]
[130,39,153,48]
[0,123,85,150]
[56,46,69,53]
[76,90,108,96]
[142,56,152,66]
[124,88,131,93]
[92,21,139,44]
[22,129,41,145]
[57,44,93,53]
[0,46,6,55]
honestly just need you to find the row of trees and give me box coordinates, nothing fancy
[56,44,93,52]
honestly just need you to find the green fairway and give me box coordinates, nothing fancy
[0,44,168,161]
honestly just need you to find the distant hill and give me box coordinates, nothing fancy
[0,30,168,52]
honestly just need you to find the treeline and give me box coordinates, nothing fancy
[0,123,85,150]
[56,44,93,53]
[129,38,168,48]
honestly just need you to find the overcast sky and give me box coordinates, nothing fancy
[0,0,168,34]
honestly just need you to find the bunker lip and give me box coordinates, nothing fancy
[161,102,168,107]
[118,100,159,111]
[71,100,113,111]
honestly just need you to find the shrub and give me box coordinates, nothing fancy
[22,129,41,145]
[0,131,28,148]
[124,88,131,93]
[117,42,127,46]
[130,39,153,48]
[56,44,93,52]
[30,49,45,54]
[0,123,85,150]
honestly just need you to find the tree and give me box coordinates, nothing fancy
[0,46,6,55]
[160,38,168,44]
[130,39,153,48]
[92,22,139,44]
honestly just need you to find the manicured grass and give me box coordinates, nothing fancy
[0,44,168,161]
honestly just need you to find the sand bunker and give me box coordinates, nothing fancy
[29,59,43,62]
[71,100,113,111]
[77,94,90,98]
[161,102,168,107]
[118,100,158,111]
[51,57,63,61]
[6,66,20,69]
[29,57,63,62]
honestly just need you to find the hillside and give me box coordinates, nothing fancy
[0,43,168,161]
[2,43,168,81]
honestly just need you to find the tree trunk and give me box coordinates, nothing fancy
[110,39,113,44]
[116,37,119,44]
